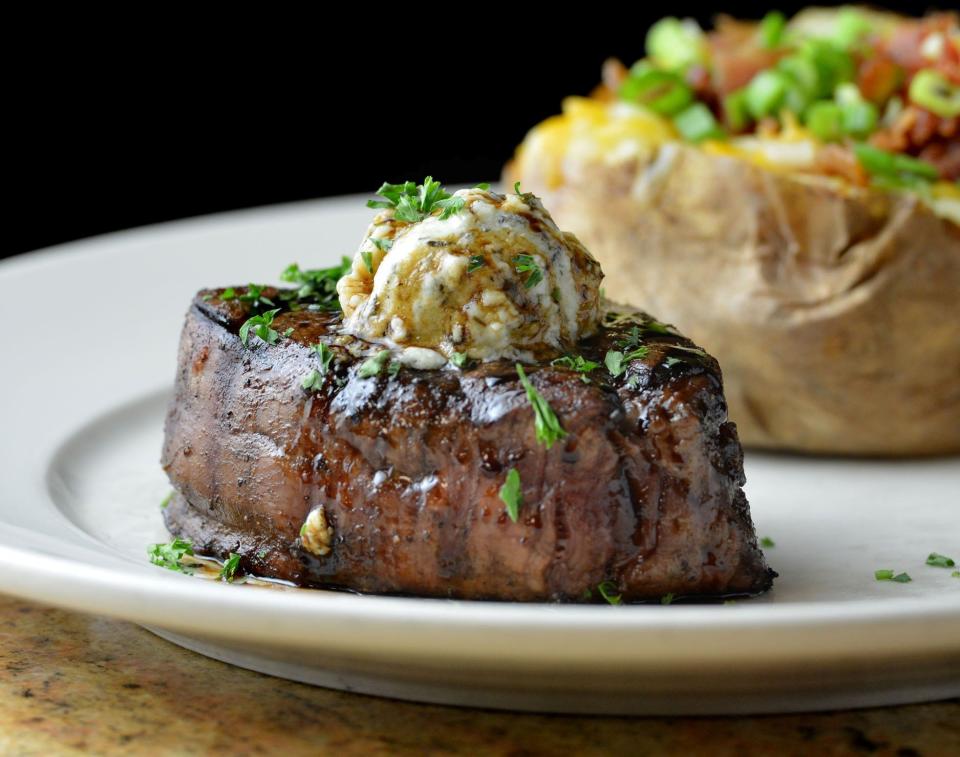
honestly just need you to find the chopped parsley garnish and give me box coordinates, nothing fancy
[387,359,401,378]
[358,350,392,378]
[516,363,567,449]
[283,327,294,338]
[361,250,374,274]
[605,347,649,378]
[952,571,960,578]
[499,468,522,522]
[160,491,173,509]
[148,538,194,573]
[201,294,213,302]
[669,344,707,358]
[313,342,335,373]
[875,569,912,583]
[513,254,543,289]
[663,356,683,368]
[550,354,599,383]
[660,592,675,605]
[301,369,324,391]
[760,536,776,548]
[597,580,622,606]
[473,182,491,190]
[280,257,351,310]
[237,283,275,309]
[926,552,956,568]
[551,287,561,304]
[642,319,676,335]
[467,255,486,273]
[220,287,237,301]
[239,308,282,348]
[367,177,466,223]
[450,352,470,369]
[219,553,241,582]
[370,237,393,252]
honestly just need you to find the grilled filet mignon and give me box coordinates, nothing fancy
[161,288,774,601]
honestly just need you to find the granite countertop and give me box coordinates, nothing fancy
[0,594,957,756]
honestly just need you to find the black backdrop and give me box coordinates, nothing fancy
[8,2,922,258]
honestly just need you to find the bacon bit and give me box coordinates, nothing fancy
[708,16,783,97]
[816,145,869,186]
[918,141,960,181]
[857,56,903,104]
[881,13,960,78]
[872,105,959,161]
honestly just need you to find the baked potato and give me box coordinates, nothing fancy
[508,7,960,455]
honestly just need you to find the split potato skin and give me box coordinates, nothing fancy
[508,143,960,455]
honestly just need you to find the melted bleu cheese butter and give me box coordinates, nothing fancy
[337,187,603,365]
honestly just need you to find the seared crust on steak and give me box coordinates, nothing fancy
[161,289,774,602]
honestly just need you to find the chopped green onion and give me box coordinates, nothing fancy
[926,552,956,569]
[853,143,940,184]
[839,99,878,138]
[908,69,960,119]
[673,102,725,142]
[777,55,820,98]
[833,8,872,49]
[499,468,522,522]
[875,569,912,583]
[361,250,374,273]
[620,64,693,116]
[722,89,751,131]
[746,70,789,119]
[450,352,470,369]
[805,101,844,141]
[758,11,786,49]
[645,17,704,71]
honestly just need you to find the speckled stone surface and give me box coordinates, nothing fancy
[0,594,957,756]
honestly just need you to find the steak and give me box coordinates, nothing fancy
[160,288,774,602]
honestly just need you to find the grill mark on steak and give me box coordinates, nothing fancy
[160,288,775,602]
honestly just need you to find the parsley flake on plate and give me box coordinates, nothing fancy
[597,580,622,606]
[760,536,776,548]
[148,538,194,573]
[219,553,241,582]
[516,364,567,449]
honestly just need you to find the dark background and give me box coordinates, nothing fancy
[8,2,921,258]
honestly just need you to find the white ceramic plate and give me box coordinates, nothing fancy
[1,197,958,716]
